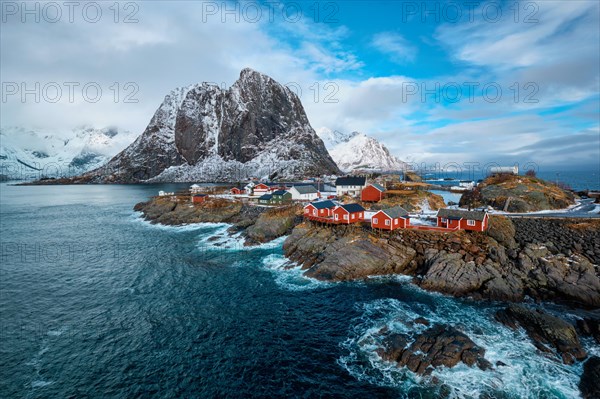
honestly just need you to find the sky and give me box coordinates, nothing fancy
[1,0,599,171]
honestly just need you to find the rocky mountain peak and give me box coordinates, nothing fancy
[79,68,339,183]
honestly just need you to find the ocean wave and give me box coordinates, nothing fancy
[339,296,583,398]
[130,211,231,232]
[197,227,290,253]
[260,254,333,291]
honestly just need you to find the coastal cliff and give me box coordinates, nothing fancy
[283,216,600,308]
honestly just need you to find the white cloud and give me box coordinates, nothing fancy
[1,0,597,169]
[371,32,417,63]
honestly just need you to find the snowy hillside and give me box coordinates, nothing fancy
[0,126,136,180]
[317,128,407,172]
[78,68,339,183]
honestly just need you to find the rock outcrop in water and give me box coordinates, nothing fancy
[57,68,339,183]
[376,324,492,375]
[283,217,600,307]
[579,356,600,399]
[495,305,587,364]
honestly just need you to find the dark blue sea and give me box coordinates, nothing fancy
[1,183,596,398]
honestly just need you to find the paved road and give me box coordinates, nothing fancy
[504,198,600,219]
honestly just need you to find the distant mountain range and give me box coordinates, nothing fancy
[317,128,407,173]
[2,69,408,182]
[0,126,136,180]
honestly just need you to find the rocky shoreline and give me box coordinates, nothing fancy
[135,196,599,393]
[280,215,599,394]
[134,195,301,246]
[283,216,600,307]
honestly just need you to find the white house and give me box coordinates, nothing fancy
[190,184,203,194]
[335,176,367,197]
[289,185,319,201]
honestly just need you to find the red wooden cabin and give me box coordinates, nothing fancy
[333,203,365,224]
[253,183,270,195]
[192,194,208,203]
[361,183,386,202]
[304,200,337,218]
[437,209,489,231]
[371,206,410,230]
[230,187,243,195]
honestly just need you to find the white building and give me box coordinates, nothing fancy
[289,185,319,201]
[335,176,367,197]
[190,184,203,194]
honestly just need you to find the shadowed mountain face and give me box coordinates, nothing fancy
[84,68,339,183]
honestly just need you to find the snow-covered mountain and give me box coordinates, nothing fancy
[316,128,407,172]
[77,68,339,183]
[0,126,136,180]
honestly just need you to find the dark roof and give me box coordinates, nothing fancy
[339,203,365,213]
[309,200,336,209]
[292,185,318,194]
[258,194,273,200]
[437,208,487,221]
[335,176,366,186]
[380,206,409,218]
[369,183,386,192]
[272,190,289,196]
[194,194,207,197]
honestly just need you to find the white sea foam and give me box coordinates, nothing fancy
[260,254,333,291]
[197,227,289,253]
[31,380,54,388]
[339,295,587,398]
[130,211,231,232]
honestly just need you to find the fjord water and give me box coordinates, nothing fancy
[0,183,594,398]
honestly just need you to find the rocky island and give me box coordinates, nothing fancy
[460,173,576,212]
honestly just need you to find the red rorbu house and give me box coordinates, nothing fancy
[361,183,386,202]
[266,182,287,192]
[333,203,365,224]
[304,200,337,219]
[371,206,410,231]
[230,187,243,195]
[437,209,489,231]
[192,194,208,203]
[253,183,270,195]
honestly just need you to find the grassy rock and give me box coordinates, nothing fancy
[460,174,575,212]
[244,205,299,245]
[371,190,446,212]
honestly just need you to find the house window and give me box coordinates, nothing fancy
[373,218,378,224]
[335,214,339,220]
[385,219,390,226]
[305,209,309,214]
[441,218,447,223]
[313,210,317,216]
[394,219,398,225]
[351,214,355,219]
[467,220,476,226]
[344,214,349,220]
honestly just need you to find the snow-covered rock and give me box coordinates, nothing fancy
[0,126,136,180]
[317,128,407,173]
[81,68,339,183]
